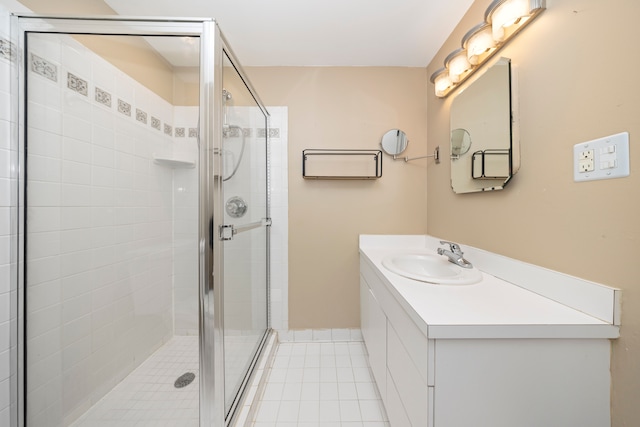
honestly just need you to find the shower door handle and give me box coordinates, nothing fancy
[219,218,272,241]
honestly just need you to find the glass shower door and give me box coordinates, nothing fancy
[22,30,202,426]
[221,51,269,418]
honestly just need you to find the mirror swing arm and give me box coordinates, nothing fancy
[401,146,440,164]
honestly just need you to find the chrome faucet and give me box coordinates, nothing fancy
[437,240,473,269]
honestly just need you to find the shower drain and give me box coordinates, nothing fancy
[174,372,196,388]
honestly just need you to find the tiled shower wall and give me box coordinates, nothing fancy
[172,106,198,336]
[23,32,194,425]
[268,107,289,335]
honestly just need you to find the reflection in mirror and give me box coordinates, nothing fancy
[380,129,408,156]
[450,57,519,193]
[451,128,472,159]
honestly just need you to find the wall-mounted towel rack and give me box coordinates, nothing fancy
[302,149,382,179]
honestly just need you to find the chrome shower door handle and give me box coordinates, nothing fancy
[219,218,272,241]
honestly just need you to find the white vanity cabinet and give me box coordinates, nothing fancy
[361,260,432,427]
[359,248,618,427]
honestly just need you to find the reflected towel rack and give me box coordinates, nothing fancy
[302,149,382,179]
[471,149,511,179]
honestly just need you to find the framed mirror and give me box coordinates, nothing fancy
[450,57,519,193]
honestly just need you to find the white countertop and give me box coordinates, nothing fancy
[360,236,620,339]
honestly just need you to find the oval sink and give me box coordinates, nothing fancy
[381,252,482,285]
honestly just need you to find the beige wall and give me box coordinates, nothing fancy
[246,67,429,328]
[20,0,177,103]
[426,1,640,425]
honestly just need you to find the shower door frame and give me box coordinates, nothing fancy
[10,14,270,427]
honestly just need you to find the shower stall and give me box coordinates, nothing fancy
[10,15,271,426]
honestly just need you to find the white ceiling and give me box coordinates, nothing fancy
[104,0,474,67]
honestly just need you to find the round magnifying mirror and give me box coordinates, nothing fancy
[381,129,408,156]
[451,128,471,158]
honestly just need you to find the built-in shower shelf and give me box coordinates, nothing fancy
[153,156,196,169]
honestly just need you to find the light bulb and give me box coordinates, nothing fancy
[445,49,472,84]
[430,68,453,98]
[463,24,496,65]
[490,0,530,42]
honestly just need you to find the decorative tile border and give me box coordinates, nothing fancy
[136,108,147,124]
[30,53,57,82]
[95,87,112,108]
[224,127,240,138]
[0,38,17,63]
[118,99,131,116]
[257,128,280,138]
[67,72,88,96]
[26,51,198,141]
[0,38,15,61]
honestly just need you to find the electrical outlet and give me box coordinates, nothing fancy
[574,132,630,182]
[579,150,594,160]
[578,158,594,172]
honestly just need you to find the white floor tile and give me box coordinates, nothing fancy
[251,340,388,426]
[281,382,303,401]
[277,400,300,423]
[340,400,362,422]
[318,400,340,423]
[338,382,358,400]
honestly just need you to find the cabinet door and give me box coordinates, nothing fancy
[360,276,386,399]
[387,322,428,427]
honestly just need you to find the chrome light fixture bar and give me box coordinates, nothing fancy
[430,0,545,98]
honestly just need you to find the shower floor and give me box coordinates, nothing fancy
[71,335,200,427]
[70,333,265,426]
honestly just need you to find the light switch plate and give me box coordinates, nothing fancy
[573,132,630,182]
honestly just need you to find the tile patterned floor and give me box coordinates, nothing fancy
[71,336,200,427]
[69,337,388,427]
[250,341,389,427]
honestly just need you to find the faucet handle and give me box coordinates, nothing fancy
[439,240,462,254]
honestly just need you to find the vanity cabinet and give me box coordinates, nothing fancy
[360,256,613,427]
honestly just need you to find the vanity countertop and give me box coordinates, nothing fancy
[360,235,620,340]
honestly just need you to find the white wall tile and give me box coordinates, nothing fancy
[27,102,63,135]
[62,116,92,143]
[62,42,90,78]
[28,128,61,158]
[24,231,60,261]
[63,92,92,121]
[27,181,61,207]
[0,119,10,151]
[0,178,9,207]
[27,156,61,182]
[62,137,91,163]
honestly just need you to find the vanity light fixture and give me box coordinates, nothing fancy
[445,48,472,83]
[431,0,545,98]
